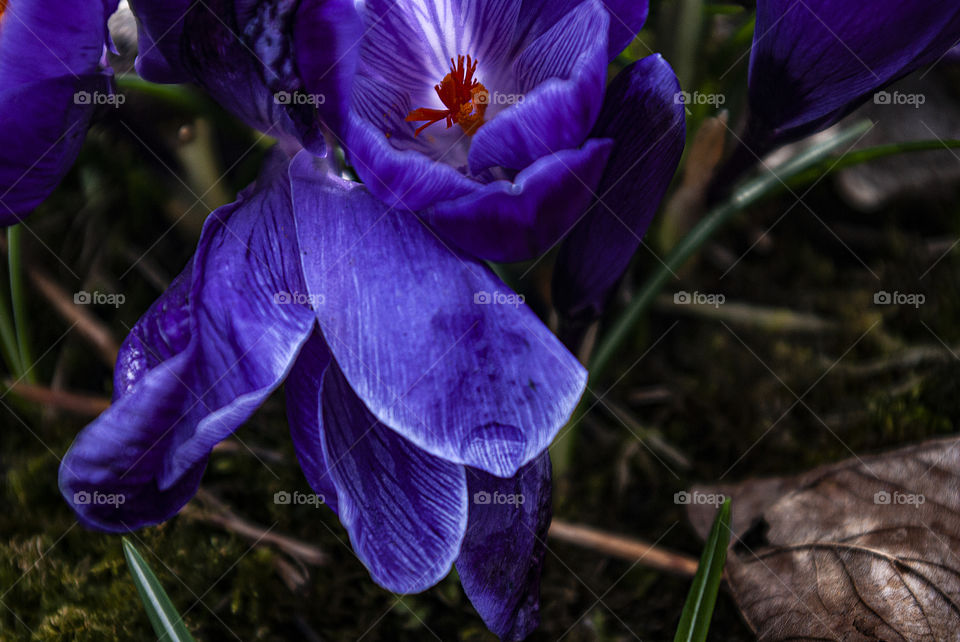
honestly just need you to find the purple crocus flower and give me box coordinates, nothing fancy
[0,0,118,223]
[341,0,686,298]
[60,149,585,639]
[743,0,960,153]
[131,0,686,352]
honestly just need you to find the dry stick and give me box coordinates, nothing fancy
[549,520,699,578]
[4,380,110,416]
[0,236,120,366]
[184,489,328,567]
[27,268,119,366]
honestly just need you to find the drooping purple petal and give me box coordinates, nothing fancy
[321,359,468,594]
[514,0,647,60]
[457,452,552,641]
[553,55,685,320]
[467,0,608,173]
[285,331,339,513]
[290,152,587,478]
[60,156,316,531]
[748,0,960,146]
[426,138,613,262]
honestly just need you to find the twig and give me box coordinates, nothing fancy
[600,398,691,470]
[4,380,110,416]
[655,296,837,333]
[27,268,120,366]
[0,236,120,366]
[184,489,327,566]
[549,520,699,578]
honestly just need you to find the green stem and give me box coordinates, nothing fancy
[589,120,873,380]
[672,0,704,90]
[551,120,874,476]
[115,75,211,114]
[0,243,21,377]
[7,226,34,382]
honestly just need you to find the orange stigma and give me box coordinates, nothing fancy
[405,55,489,137]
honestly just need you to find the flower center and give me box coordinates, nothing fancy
[405,55,490,137]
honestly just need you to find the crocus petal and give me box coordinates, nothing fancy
[60,156,316,531]
[128,0,192,83]
[0,0,116,222]
[457,452,552,641]
[285,331,339,513]
[467,0,608,173]
[293,0,362,136]
[514,0,647,60]
[290,152,587,478]
[180,0,328,153]
[345,74,478,212]
[321,360,468,594]
[357,0,521,97]
[748,0,960,146]
[0,0,116,86]
[0,75,105,223]
[426,138,613,262]
[553,55,685,320]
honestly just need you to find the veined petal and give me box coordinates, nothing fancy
[285,331,339,513]
[356,0,521,98]
[457,452,552,641]
[321,360,468,594]
[514,0,647,60]
[427,138,613,262]
[748,0,960,145]
[290,152,587,477]
[60,155,316,531]
[554,55,685,320]
[468,0,608,173]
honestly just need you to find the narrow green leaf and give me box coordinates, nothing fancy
[122,538,196,642]
[673,498,732,642]
[8,225,35,383]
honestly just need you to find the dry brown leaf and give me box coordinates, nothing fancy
[687,437,960,641]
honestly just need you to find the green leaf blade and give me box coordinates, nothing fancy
[122,537,196,642]
[674,498,732,642]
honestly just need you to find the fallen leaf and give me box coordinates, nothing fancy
[687,436,960,640]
